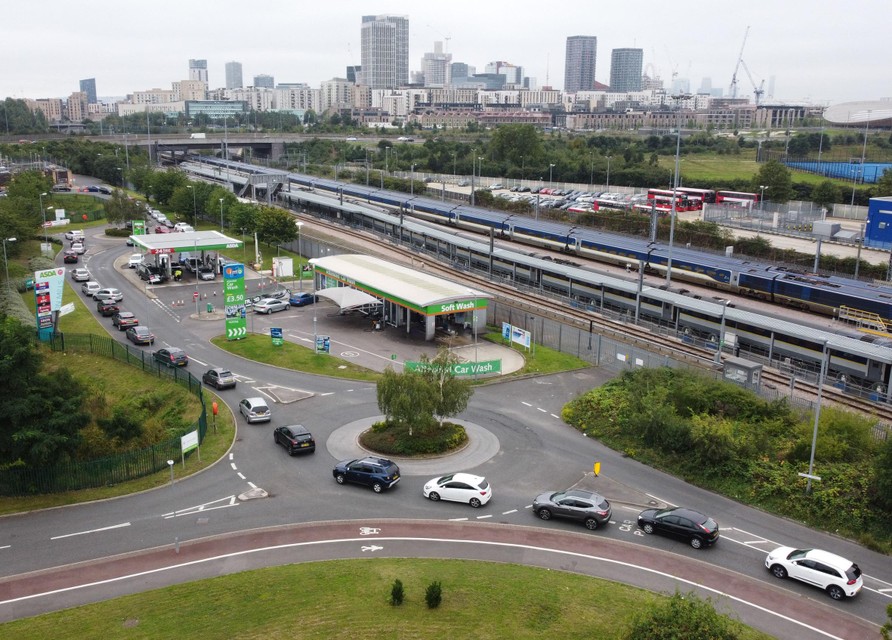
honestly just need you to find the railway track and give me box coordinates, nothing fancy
[301,214,892,424]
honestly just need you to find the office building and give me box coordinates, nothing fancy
[564,36,597,93]
[360,14,409,89]
[79,78,97,105]
[254,74,275,89]
[189,59,208,84]
[609,48,643,92]
[225,61,243,89]
[421,42,451,87]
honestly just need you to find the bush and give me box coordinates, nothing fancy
[624,591,740,640]
[390,578,404,606]
[360,421,467,456]
[425,581,442,609]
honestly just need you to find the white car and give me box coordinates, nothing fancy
[128,253,143,268]
[765,547,863,600]
[70,268,90,282]
[423,473,491,508]
[92,287,123,302]
[81,281,101,296]
[70,242,86,255]
[173,222,194,232]
[64,230,84,241]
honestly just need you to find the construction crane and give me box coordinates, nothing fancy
[729,26,750,99]
[740,59,765,105]
[426,24,452,52]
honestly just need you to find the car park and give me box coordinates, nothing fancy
[81,281,101,296]
[288,292,317,307]
[128,254,143,268]
[637,507,719,549]
[70,242,86,255]
[197,266,216,281]
[63,250,79,264]
[765,547,863,600]
[253,298,290,314]
[273,424,316,455]
[332,456,400,493]
[111,311,139,330]
[238,397,271,423]
[93,288,123,302]
[423,473,491,508]
[532,489,611,530]
[153,347,188,367]
[202,367,236,389]
[125,325,155,345]
[71,268,90,282]
[96,299,120,316]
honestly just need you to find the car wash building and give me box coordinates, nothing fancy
[310,254,490,341]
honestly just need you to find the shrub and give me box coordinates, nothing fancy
[624,591,740,640]
[425,581,442,609]
[390,578,404,606]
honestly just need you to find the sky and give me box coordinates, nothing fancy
[4,0,889,106]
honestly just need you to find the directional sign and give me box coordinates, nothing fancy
[227,326,247,340]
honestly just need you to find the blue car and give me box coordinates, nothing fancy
[288,292,317,307]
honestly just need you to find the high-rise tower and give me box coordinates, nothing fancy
[225,62,243,90]
[189,59,208,84]
[564,36,597,93]
[360,14,409,89]
[79,78,97,104]
[609,48,644,92]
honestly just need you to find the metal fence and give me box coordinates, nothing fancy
[0,333,207,496]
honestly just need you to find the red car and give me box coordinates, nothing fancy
[63,250,79,264]
[154,225,170,234]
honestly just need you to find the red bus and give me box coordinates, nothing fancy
[715,190,759,205]
[633,203,673,216]
[676,187,716,204]
[646,188,695,211]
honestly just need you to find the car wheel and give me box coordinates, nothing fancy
[642,523,654,534]
[372,482,383,493]
[584,518,599,530]
[469,497,482,508]
[827,585,845,601]
[770,565,787,579]
[690,536,703,549]
[285,304,290,310]
[537,508,552,521]
[335,474,345,484]
[428,492,440,502]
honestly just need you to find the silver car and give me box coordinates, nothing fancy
[239,397,271,423]
[253,298,290,314]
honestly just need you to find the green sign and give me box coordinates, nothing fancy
[223,262,248,340]
[405,359,501,377]
[271,327,283,346]
[132,221,145,235]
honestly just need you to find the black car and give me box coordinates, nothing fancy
[96,299,120,316]
[532,489,612,530]
[274,425,316,455]
[153,347,188,368]
[202,367,236,389]
[332,456,400,493]
[637,507,719,549]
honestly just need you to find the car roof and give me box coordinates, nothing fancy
[564,489,605,501]
[661,507,709,521]
[243,396,267,405]
[801,548,855,568]
[443,472,485,484]
[132,326,151,333]
[281,424,310,434]
[117,311,135,317]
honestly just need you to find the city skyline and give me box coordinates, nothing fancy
[3,0,888,105]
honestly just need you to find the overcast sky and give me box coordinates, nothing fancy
[4,0,888,105]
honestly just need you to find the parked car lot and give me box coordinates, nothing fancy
[202,368,236,389]
[532,489,611,530]
[273,425,315,455]
[239,397,271,423]
[637,507,719,549]
[423,473,491,507]
[332,456,400,493]
[765,547,863,600]
[153,347,188,367]
[126,326,155,345]
[253,298,290,314]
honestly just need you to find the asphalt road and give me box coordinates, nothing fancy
[0,224,890,638]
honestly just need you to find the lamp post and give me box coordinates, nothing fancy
[296,220,304,291]
[605,155,612,191]
[589,153,594,190]
[39,192,49,247]
[714,300,730,364]
[186,185,196,225]
[2,237,16,295]
[219,198,224,232]
[665,94,688,286]
[805,340,829,495]
[758,185,768,216]
[410,163,416,196]
[549,163,556,187]
[520,155,525,184]
[123,132,130,172]
[452,152,457,185]
[117,166,124,189]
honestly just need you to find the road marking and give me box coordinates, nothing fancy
[448,517,469,521]
[501,509,517,515]
[230,463,237,470]
[524,505,533,509]
[536,407,547,413]
[476,515,492,519]
[0,545,10,550]
[237,473,245,480]
[229,453,234,460]
[521,402,532,407]
[247,482,257,489]
[550,413,560,419]
[645,493,676,507]
[361,545,383,552]
[190,357,207,367]
[162,496,238,519]
[320,392,335,396]
[51,522,131,540]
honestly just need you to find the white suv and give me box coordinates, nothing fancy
[765,547,863,600]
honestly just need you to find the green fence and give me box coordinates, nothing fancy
[0,333,207,496]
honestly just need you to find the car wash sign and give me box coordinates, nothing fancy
[34,267,65,335]
[223,262,247,340]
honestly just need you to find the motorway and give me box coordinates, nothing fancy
[1,222,891,638]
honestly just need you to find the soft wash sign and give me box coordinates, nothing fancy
[427,298,488,315]
[34,267,65,335]
[223,262,247,340]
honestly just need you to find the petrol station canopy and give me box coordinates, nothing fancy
[129,231,243,255]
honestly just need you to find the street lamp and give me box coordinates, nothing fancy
[520,155,525,183]
[410,163,416,196]
[714,300,730,364]
[589,153,594,190]
[805,340,829,494]
[186,185,196,226]
[2,237,16,295]
[296,220,305,291]
[605,155,612,191]
[39,192,49,247]
[758,185,768,215]
[452,152,457,185]
[665,94,689,286]
[117,166,124,189]
[219,198,224,232]
[549,163,556,187]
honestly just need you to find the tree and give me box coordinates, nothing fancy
[228,201,259,236]
[103,189,143,227]
[489,124,543,165]
[417,349,473,422]
[146,169,186,206]
[811,180,840,213]
[752,159,793,203]
[873,436,892,513]
[876,168,892,197]
[624,591,740,640]
[255,206,298,247]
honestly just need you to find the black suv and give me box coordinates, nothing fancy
[274,425,315,455]
[332,456,400,493]
[137,263,169,283]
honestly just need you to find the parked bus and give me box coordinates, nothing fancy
[676,187,716,204]
[715,190,759,205]
[646,188,695,211]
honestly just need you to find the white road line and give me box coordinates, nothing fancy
[521,402,532,407]
[448,517,469,521]
[501,509,518,515]
[550,414,560,419]
[230,463,237,470]
[524,504,533,509]
[319,392,335,396]
[536,407,547,413]
[229,453,234,460]
[237,473,245,480]
[864,587,892,599]
[247,481,257,489]
[190,357,207,367]
[645,493,676,507]
[50,522,131,540]
[476,515,493,519]
[0,545,10,550]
